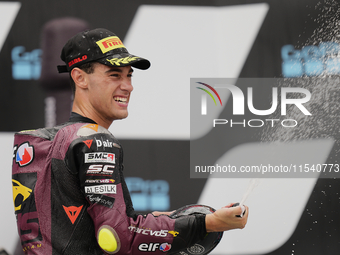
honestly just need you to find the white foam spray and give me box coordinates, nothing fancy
[260,0,340,158]
[235,179,260,217]
[240,178,261,206]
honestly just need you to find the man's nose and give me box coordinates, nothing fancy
[121,78,133,92]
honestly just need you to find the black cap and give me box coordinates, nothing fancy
[57,28,150,73]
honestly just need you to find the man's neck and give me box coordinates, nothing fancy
[71,107,112,129]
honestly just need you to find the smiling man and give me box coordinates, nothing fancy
[12,28,248,255]
[71,64,134,128]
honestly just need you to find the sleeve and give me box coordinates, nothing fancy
[66,130,207,254]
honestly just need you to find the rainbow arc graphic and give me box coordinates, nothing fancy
[196,82,222,115]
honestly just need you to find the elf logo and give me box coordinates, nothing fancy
[138,243,171,252]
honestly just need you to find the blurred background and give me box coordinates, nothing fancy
[1,0,340,254]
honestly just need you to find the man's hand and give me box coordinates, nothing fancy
[205,203,249,232]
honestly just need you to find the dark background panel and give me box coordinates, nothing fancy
[121,140,206,210]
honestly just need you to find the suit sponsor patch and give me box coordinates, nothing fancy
[86,164,115,176]
[12,172,43,249]
[14,142,34,167]
[62,205,83,224]
[86,194,115,208]
[85,152,115,163]
[85,184,116,194]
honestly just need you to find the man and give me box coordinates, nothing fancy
[12,28,248,254]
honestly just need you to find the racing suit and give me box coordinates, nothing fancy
[12,113,206,255]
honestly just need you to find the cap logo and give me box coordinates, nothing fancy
[68,55,88,67]
[106,56,139,66]
[96,36,125,54]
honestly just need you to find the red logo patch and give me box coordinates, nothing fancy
[63,205,83,224]
[15,142,34,167]
[83,140,93,149]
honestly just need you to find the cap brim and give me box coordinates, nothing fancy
[97,53,150,70]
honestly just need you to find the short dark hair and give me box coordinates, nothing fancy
[69,62,97,94]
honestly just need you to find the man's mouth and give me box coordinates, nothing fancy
[114,96,128,103]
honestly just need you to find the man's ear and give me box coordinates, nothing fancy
[71,68,88,89]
